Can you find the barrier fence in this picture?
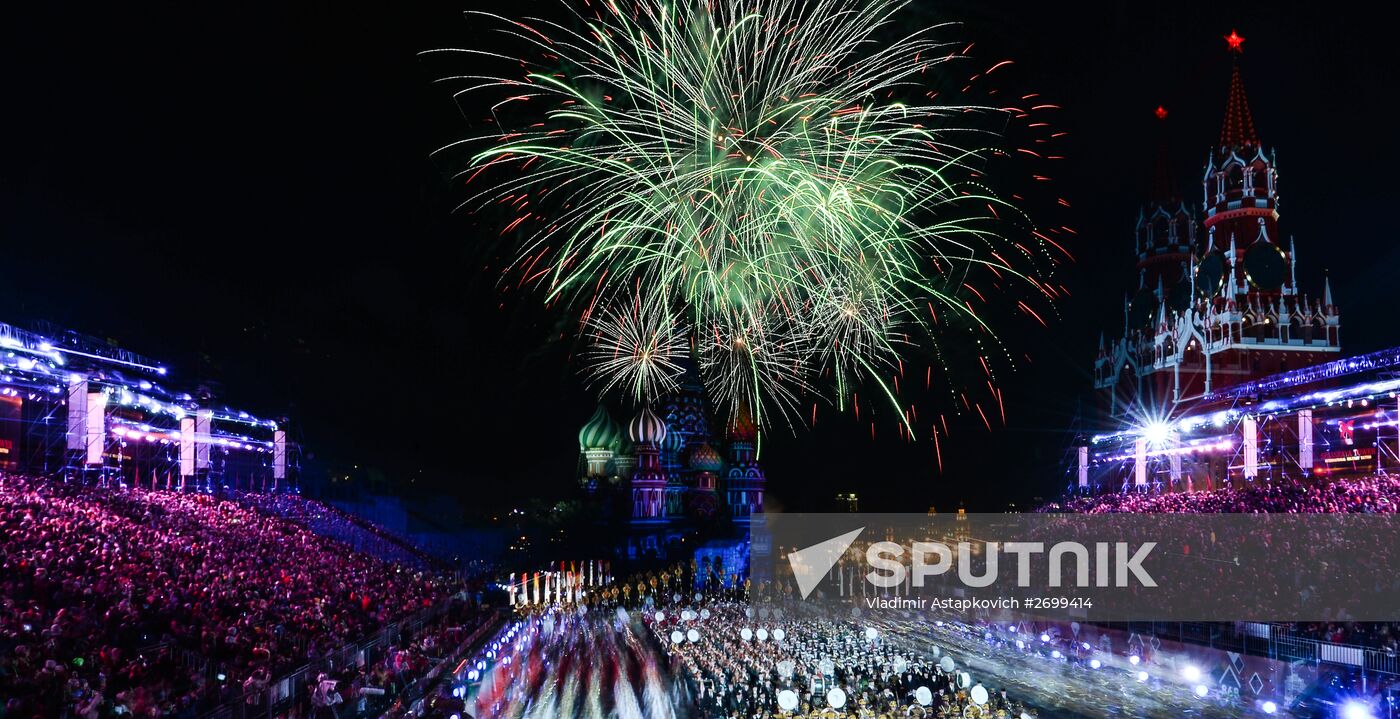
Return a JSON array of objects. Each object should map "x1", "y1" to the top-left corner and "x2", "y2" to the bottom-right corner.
[
  {"x1": 1261, "y1": 624, "x2": 1400, "y2": 677},
  {"x1": 1127, "y1": 621, "x2": 1400, "y2": 677},
  {"x1": 197, "y1": 598, "x2": 464, "y2": 719},
  {"x1": 388, "y1": 616, "x2": 503, "y2": 719}
]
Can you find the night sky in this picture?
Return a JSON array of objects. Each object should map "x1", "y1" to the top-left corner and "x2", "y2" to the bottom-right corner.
[{"x1": 3, "y1": 1, "x2": 1393, "y2": 512}]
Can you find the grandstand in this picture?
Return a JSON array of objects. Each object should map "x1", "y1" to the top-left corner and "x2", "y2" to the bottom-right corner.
[
  {"x1": 1031, "y1": 473, "x2": 1400, "y2": 716},
  {"x1": 0, "y1": 474, "x2": 496, "y2": 718},
  {"x1": 1076, "y1": 344, "x2": 1400, "y2": 494}
]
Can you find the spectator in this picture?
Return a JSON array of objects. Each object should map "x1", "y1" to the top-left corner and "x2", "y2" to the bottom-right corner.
[
  {"x1": 311, "y1": 673, "x2": 344, "y2": 718},
  {"x1": 0, "y1": 474, "x2": 473, "y2": 717}
]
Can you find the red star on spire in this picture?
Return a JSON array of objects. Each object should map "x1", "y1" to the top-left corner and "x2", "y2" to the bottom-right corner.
[
  {"x1": 1154, "y1": 105, "x2": 1168, "y2": 120},
  {"x1": 1225, "y1": 30, "x2": 1245, "y2": 54}
]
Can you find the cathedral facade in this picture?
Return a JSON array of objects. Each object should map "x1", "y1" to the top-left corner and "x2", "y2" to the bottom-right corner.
[{"x1": 575, "y1": 376, "x2": 765, "y2": 560}]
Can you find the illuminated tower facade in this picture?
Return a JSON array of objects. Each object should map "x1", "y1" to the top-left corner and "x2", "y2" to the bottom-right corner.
[
  {"x1": 577, "y1": 373, "x2": 766, "y2": 559},
  {"x1": 725, "y1": 403, "x2": 765, "y2": 520},
  {"x1": 627, "y1": 406, "x2": 668, "y2": 523},
  {"x1": 1094, "y1": 31, "x2": 1341, "y2": 423}
]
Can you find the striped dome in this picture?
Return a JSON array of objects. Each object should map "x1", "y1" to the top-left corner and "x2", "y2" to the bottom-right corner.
[
  {"x1": 662, "y1": 422, "x2": 685, "y2": 455},
  {"x1": 689, "y1": 443, "x2": 723, "y2": 472},
  {"x1": 628, "y1": 406, "x2": 668, "y2": 445},
  {"x1": 578, "y1": 405, "x2": 621, "y2": 452}
]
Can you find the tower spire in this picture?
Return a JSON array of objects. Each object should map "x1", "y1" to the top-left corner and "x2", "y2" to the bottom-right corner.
[{"x1": 1220, "y1": 31, "x2": 1259, "y2": 150}]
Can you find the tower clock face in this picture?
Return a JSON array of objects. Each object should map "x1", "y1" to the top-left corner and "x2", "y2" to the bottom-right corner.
[
  {"x1": 1129, "y1": 287, "x2": 1158, "y2": 328},
  {"x1": 1195, "y1": 252, "x2": 1226, "y2": 297},
  {"x1": 1168, "y1": 279, "x2": 1193, "y2": 312},
  {"x1": 1244, "y1": 242, "x2": 1286, "y2": 290}
]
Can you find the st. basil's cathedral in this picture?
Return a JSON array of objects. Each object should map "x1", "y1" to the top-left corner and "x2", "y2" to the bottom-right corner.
[{"x1": 574, "y1": 371, "x2": 765, "y2": 562}]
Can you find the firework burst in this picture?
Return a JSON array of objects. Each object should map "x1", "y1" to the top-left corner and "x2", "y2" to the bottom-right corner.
[
  {"x1": 582, "y1": 290, "x2": 689, "y2": 403},
  {"x1": 429, "y1": 0, "x2": 1068, "y2": 436},
  {"x1": 695, "y1": 303, "x2": 812, "y2": 429}
]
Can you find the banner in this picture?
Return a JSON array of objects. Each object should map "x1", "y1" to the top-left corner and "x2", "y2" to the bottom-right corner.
[
  {"x1": 66, "y1": 380, "x2": 87, "y2": 451},
  {"x1": 85, "y1": 390, "x2": 107, "y2": 465},
  {"x1": 195, "y1": 410, "x2": 212, "y2": 469},
  {"x1": 180, "y1": 416, "x2": 196, "y2": 478},
  {"x1": 1133, "y1": 439, "x2": 1146, "y2": 486},
  {"x1": 1243, "y1": 415, "x2": 1258, "y2": 479},
  {"x1": 273, "y1": 430, "x2": 287, "y2": 480},
  {"x1": 1298, "y1": 409, "x2": 1313, "y2": 470}
]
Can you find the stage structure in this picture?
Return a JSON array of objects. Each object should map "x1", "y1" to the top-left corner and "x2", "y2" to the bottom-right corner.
[
  {"x1": 1077, "y1": 346, "x2": 1400, "y2": 493},
  {"x1": 0, "y1": 319, "x2": 297, "y2": 491}
]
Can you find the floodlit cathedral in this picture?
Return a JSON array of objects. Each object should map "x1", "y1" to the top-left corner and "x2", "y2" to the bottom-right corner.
[
  {"x1": 575, "y1": 373, "x2": 765, "y2": 560},
  {"x1": 1094, "y1": 32, "x2": 1341, "y2": 422}
]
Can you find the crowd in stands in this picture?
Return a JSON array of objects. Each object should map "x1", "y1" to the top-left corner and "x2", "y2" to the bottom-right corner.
[
  {"x1": 236, "y1": 492, "x2": 438, "y2": 570},
  {"x1": 304, "y1": 596, "x2": 491, "y2": 719},
  {"x1": 1040, "y1": 475, "x2": 1400, "y2": 654},
  {"x1": 1294, "y1": 621, "x2": 1400, "y2": 655},
  {"x1": 0, "y1": 474, "x2": 488, "y2": 719},
  {"x1": 239, "y1": 493, "x2": 497, "y2": 579},
  {"x1": 1039, "y1": 475, "x2": 1400, "y2": 514}
]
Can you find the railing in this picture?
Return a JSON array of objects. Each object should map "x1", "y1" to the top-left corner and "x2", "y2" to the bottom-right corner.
[
  {"x1": 197, "y1": 599, "x2": 459, "y2": 719},
  {"x1": 390, "y1": 615, "x2": 503, "y2": 718},
  {"x1": 1270, "y1": 631, "x2": 1320, "y2": 663},
  {"x1": 1266, "y1": 624, "x2": 1400, "y2": 676},
  {"x1": 1125, "y1": 621, "x2": 1400, "y2": 678}
]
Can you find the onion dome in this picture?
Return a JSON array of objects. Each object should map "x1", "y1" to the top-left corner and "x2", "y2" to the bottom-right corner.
[
  {"x1": 628, "y1": 406, "x2": 668, "y2": 445},
  {"x1": 578, "y1": 405, "x2": 622, "y2": 452},
  {"x1": 689, "y1": 443, "x2": 723, "y2": 473},
  {"x1": 662, "y1": 422, "x2": 685, "y2": 456},
  {"x1": 728, "y1": 402, "x2": 757, "y2": 441}
]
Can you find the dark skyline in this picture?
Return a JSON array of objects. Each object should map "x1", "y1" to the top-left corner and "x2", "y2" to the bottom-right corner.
[{"x1": 3, "y1": 1, "x2": 1394, "y2": 511}]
